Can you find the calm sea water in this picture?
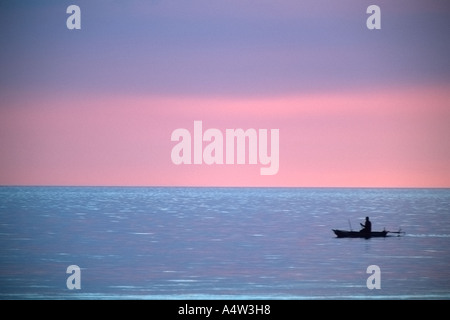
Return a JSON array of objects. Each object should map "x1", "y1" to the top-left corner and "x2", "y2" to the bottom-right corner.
[{"x1": 0, "y1": 187, "x2": 449, "y2": 300}]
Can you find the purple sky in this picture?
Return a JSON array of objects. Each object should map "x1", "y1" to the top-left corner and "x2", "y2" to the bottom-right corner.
[
  {"x1": 1, "y1": 1, "x2": 449, "y2": 187},
  {"x1": 2, "y1": 0, "x2": 449, "y2": 96}
]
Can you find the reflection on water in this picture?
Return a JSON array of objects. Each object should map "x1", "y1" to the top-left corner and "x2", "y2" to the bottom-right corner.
[{"x1": 0, "y1": 187, "x2": 449, "y2": 299}]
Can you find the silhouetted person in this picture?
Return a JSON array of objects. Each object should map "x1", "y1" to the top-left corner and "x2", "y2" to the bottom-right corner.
[{"x1": 360, "y1": 217, "x2": 372, "y2": 234}]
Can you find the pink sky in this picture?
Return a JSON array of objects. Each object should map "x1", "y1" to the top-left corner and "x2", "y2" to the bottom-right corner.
[
  {"x1": 1, "y1": 84, "x2": 449, "y2": 187},
  {"x1": 1, "y1": 1, "x2": 449, "y2": 187}
]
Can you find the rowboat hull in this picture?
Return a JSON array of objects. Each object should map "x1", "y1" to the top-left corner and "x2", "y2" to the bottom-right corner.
[{"x1": 332, "y1": 229, "x2": 388, "y2": 238}]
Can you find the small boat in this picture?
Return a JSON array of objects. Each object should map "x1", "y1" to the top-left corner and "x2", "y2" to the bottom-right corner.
[{"x1": 332, "y1": 229, "x2": 389, "y2": 238}]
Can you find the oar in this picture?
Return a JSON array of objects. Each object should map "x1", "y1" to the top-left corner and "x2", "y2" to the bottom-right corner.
[{"x1": 387, "y1": 228, "x2": 405, "y2": 236}]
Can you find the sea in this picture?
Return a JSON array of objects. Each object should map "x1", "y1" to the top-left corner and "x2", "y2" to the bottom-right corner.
[{"x1": 0, "y1": 186, "x2": 449, "y2": 300}]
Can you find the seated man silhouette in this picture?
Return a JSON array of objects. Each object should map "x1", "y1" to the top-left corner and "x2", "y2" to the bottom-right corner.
[{"x1": 360, "y1": 217, "x2": 372, "y2": 234}]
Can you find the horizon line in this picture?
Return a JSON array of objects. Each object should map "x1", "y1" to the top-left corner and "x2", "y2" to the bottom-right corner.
[{"x1": 1, "y1": 184, "x2": 449, "y2": 189}]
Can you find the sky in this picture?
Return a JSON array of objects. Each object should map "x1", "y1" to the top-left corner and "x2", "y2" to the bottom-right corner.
[{"x1": 0, "y1": 0, "x2": 449, "y2": 187}]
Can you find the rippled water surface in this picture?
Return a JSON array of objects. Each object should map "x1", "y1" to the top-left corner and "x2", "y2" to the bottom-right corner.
[{"x1": 0, "y1": 187, "x2": 449, "y2": 299}]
